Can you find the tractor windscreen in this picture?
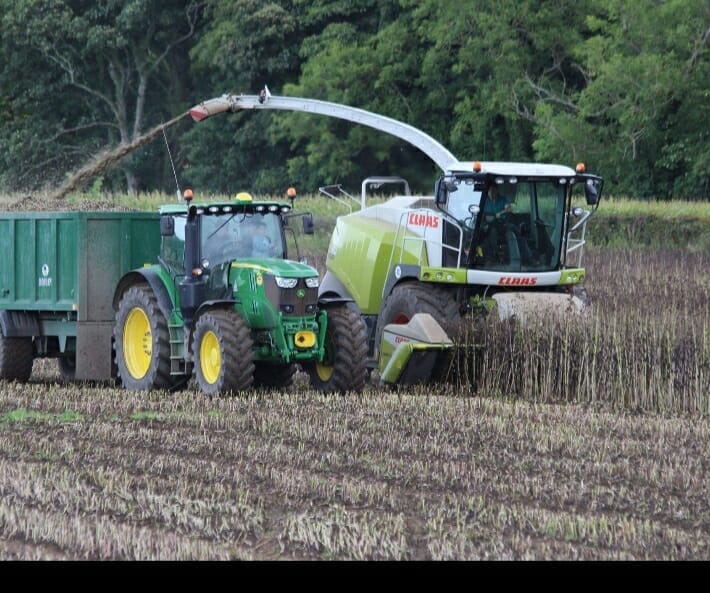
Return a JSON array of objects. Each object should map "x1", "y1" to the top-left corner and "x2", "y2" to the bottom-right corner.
[
  {"x1": 202, "y1": 212, "x2": 285, "y2": 264},
  {"x1": 471, "y1": 180, "x2": 566, "y2": 272}
]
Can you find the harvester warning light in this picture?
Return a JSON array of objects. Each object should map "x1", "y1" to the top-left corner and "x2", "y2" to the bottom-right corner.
[
  {"x1": 236, "y1": 192, "x2": 253, "y2": 202},
  {"x1": 183, "y1": 188, "x2": 194, "y2": 202},
  {"x1": 473, "y1": 161, "x2": 482, "y2": 172},
  {"x1": 576, "y1": 162, "x2": 586, "y2": 173}
]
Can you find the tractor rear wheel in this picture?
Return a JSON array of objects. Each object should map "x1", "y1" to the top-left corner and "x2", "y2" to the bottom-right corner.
[
  {"x1": 253, "y1": 362, "x2": 296, "y2": 389},
  {"x1": 192, "y1": 309, "x2": 254, "y2": 396},
  {"x1": 114, "y1": 283, "x2": 173, "y2": 391},
  {"x1": 0, "y1": 329, "x2": 33, "y2": 382},
  {"x1": 304, "y1": 305, "x2": 368, "y2": 393}
]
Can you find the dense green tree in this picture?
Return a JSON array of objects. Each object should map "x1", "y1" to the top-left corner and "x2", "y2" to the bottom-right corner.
[
  {"x1": 524, "y1": 0, "x2": 709, "y2": 199},
  {"x1": 0, "y1": 0, "x2": 201, "y2": 193}
]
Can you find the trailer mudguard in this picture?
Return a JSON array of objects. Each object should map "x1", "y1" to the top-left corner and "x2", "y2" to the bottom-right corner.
[
  {"x1": 113, "y1": 269, "x2": 175, "y2": 322},
  {"x1": 0, "y1": 310, "x2": 40, "y2": 337}
]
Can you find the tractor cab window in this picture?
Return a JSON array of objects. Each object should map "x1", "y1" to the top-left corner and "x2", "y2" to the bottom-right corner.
[
  {"x1": 473, "y1": 180, "x2": 566, "y2": 272},
  {"x1": 202, "y1": 212, "x2": 284, "y2": 264},
  {"x1": 161, "y1": 214, "x2": 186, "y2": 272}
]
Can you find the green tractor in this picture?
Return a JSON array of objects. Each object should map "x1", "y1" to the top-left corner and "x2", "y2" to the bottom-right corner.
[
  {"x1": 113, "y1": 190, "x2": 368, "y2": 395},
  {"x1": 189, "y1": 88, "x2": 604, "y2": 386}
]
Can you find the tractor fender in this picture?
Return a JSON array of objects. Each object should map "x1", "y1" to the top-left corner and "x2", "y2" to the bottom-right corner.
[
  {"x1": 113, "y1": 269, "x2": 175, "y2": 323},
  {"x1": 381, "y1": 265, "x2": 421, "y2": 305},
  {"x1": 0, "y1": 310, "x2": 40, "y2": 337},
  {"x1": 193, "y1": 299, "x2": 237, "y2": 323}
]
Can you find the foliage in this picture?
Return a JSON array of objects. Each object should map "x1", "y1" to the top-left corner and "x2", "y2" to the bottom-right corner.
[{"x1": 0, "y1": 0, "x2": 707, "y2": 199}]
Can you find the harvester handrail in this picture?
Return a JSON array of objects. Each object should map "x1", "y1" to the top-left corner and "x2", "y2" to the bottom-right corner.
[
  {"x1": 384, "y1": 209, "x2": 464, "y2": 296},
  {"x1": 565, "y1": 208, "x2": 591, "y2": 268}
]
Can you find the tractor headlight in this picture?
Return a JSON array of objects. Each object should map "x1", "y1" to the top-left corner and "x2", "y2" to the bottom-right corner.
[
  {"x1": 275, "y1": 277, "x2": 298, "y2": 289},
  {"x1": 305, "y1": 277, "x2": 319, "y2": 288}
]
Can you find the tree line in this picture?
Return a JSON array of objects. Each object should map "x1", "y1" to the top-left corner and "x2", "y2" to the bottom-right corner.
[{"x1": 0, "y1": 0, "x2": 707, "y2": 199}]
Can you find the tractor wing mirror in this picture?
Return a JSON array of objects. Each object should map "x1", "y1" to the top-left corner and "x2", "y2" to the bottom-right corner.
[
  {"x1": 302, "y1": 214, "x2": 314, "y2": 235},
  {"x1": 160, "y1": 216, "x2": 175, "y2": 237}
]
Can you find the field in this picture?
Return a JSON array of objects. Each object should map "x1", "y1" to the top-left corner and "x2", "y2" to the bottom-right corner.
[{"x1": 0, "y1": 193, "x2": 707, "y2": 560}]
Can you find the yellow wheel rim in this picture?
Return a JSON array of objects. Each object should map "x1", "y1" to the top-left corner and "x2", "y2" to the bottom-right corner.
[
  {"x1": 200, "y1": 330, "x2": 221, "y2": 385},
  {"x1": 315, "y1": 362, "x2": 334, "y2": 381},
  {"x1": 123, "y1": 307, "x2": 152, "y2": 379}
]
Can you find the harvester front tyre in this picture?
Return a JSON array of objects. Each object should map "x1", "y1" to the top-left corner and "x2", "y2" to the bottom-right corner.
[
  {"x1": 114, "y1": 283, "x2": 173, "y2": 391},
  {"x1": 253, "y1": 362, "x2": 296, "y2": 389},
  {"x1": 0, "y1": 329, "x2": 33, "y2": 382},
  {"x1": 377, "y1": 282, "x2": 463, "y2": 383},
  {"x1": 304, "y1": 305, "x2": 368, "y2": 394},
  {"x1": 377, "y1": 282, "x2": 462, "y2": 345},
  {"x1": 192, "y1": 309, "x2": 254, "y2": 396}
]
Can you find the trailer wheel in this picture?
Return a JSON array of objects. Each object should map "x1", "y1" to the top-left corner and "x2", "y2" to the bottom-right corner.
[
  {"x1": 253, "y1": 362, "x2": 296, "y2": 389},
  {"x1": 114, "y1": 283, "x2": 173, "y2": 391},
  {"x1": 0, "y1": 329, "x2": 33, "y2": 382},
  {"x1": 193, "y1": 309, "x2": 254, "y2": 396},
  {"x1": 58, "y1": 355, "x2": 76, "y2": 381},
  {"x1": 304, "y1": 305, "x2": 368, "y2": 393}
]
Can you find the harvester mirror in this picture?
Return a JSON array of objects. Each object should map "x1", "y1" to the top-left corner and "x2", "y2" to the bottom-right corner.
[
  {"x1": 584, "y1": 179, "x2": 599, "y2": 205},
  {"x1": 435, "y1": 177, "x2": 458, "y2": 205},
  {"x1": 468, "y1": 204, "x2": 480, "y2": 216},
  {"x1": 302, "y1": 214, "x2": 314, "y2": 235},
  {"x1": 160, "y1": 216, "x2": 175, "y2": 237}
]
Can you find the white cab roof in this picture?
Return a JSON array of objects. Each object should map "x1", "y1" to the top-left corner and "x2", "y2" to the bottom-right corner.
[{"x1": 446, "y1": 161, "x2": 577, "y2": 177}]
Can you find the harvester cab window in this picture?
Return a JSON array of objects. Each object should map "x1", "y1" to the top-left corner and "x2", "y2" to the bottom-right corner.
[
  {"x1": 443, "y1": 177, "x2": 482, "y2": 225},
  {"x1": 474, "y1": 180, "x2": 565, "y2": 272}
]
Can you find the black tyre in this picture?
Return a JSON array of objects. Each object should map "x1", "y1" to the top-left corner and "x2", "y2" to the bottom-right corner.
[
  {"x1": 57, "y1": 355, "x2": 76, "y2": 381},
  {"x1": 304, "y1": 305, "x2": 368, "y2": 393},
  {"x1": 253, "y1": 362, "x2": 296, "y2": 389},
  {"x1": 0, "y1": 329, "x2": 33, "y2": 382},
  {"x1": 114, "y1": 283, "x2": 173, "y2": 391},
  {"x1": 376, "y1": 282, "x2": 462, "y2": 348},
  {"x1": 377, "y1": 282, "x2": 463, "y2": 383},
  {"x1": 192, "y1": 308, "x2": 254, "y2": 396}
]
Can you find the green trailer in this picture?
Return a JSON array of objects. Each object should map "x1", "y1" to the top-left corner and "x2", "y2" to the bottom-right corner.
[{"x1": 0, "y1": 211, "x2": 160, "y2": 381}]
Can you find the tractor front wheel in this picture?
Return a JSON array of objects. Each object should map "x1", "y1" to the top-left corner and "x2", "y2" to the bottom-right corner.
[
  {"x1": 114, "y1": 283, "x2": 173, "y2": 391},
  {"x1": 304, "y1": 305, "x2": 368, "y2": 393},
  {"x1": 192, "y1": 309, "x2": 254, "y2": 396}
]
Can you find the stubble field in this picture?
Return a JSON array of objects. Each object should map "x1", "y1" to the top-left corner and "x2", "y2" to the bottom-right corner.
[{"x1": 0, "y1": 246, "x2": 707, "y2": 560}]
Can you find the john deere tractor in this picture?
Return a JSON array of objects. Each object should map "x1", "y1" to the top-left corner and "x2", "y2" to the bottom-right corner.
[
  {"x1": 113, "y1": 190, "x2": 368, "y2": 395},
  {"x1": 189, "y1": 88, "x2": 603, "y2": 385}
]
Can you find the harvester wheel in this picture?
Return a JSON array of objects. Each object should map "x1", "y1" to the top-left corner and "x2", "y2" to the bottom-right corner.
[
  {"x1": 304, "y1": 305, "x2": 368, "y2": 393},
  {"x1": 253, "y1": 362, "x2": 296, "y2": 389},
  {"x1": 114, "y1": 283, "x2": 173, "y2": 391},
  {"x1": 377, "y1": 282, "x2": 463, "y2": 382},
  {"x1": 0, "y1": 329, "x2": 33, "y2": 382},
  {"x1": 377, "y1": 282, "x2": 462, "y2": 345},
  {"x1": 58, "y1": 355, "x2": 76, "y2": 381},
  {"x1": 193, "y1": 308, "x2": 254, "y2": 396}
]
